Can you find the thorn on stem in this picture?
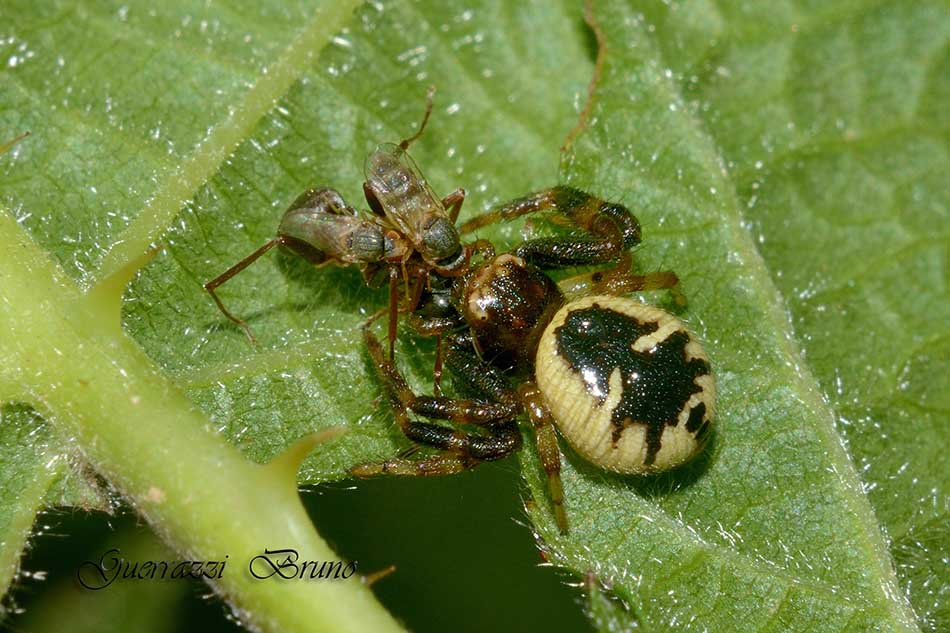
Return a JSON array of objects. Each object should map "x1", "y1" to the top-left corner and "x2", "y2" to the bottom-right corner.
[{"x1": 362, "y1": 564, "x2": 396, "y2": 588}]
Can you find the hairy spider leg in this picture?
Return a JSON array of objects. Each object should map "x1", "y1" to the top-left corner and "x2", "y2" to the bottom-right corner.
[
  {"x1": 362, "y1": 324, "x2": 521, "y2": 427},
  {"x1": 409, "y1": 311, "x2": 463, "y2": 397},
  {"x1": 519, "y1": 383, "x2": 569, "y2": 534},
  {"x1": 458, "y1": 185, "x2": 641, "y2": 268},
  {"x1": 557, "y1": 252, "x2": 683, "y2": 304},
  {"x1": 460, "y1": 185, "x2": 681, "y2": 303},
  {"x1": 350, "y1": 325, "x2": 522, "y2": 477}
]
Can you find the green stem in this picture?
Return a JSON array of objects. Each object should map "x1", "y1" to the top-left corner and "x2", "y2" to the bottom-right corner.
[{"x1": 0, "y1": 211, "x2": 404, "y2": 633}]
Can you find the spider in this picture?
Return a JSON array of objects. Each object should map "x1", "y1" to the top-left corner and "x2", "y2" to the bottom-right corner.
[{"x1": 350, "y1": 186, "x2": 716, "y2": 533}]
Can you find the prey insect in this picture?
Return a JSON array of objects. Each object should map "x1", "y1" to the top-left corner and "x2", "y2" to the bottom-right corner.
[{"x1": 204, "y1": 87, "x2": 471, "y2": 359}]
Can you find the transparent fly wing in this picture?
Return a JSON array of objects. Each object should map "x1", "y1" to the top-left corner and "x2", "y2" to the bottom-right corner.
[{"x1": 363, "y1": 142, "x2": 447, "y2": 241}]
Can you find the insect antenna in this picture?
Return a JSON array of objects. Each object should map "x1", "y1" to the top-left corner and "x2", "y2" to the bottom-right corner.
[
  {"x1": 0, "y1": 131, "x2": 30, "y2": 155},
  {"x1": 398, "y1": 85, "x2": 436, "y2": 151}
]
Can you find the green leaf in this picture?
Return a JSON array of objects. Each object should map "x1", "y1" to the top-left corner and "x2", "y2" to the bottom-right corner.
[
  {"x1": 0, "y1": 405, "x2": 57, "y2": 606},
  {"x1": 0, "y1": 0, "x2": 946, "y2": 631}
]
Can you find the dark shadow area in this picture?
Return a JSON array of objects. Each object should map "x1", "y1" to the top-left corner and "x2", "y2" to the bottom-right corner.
[
  {"x1": 304, "y1": 460, "x2": 593, "y2": 633},
  {"x1": 4, "y1": 510, "x2": 243, "y2": 633},
  {"x1": 4, "y1": 465, "x2": 594, "y2": 633}
]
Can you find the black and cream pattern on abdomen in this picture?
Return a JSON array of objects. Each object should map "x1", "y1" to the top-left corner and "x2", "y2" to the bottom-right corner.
[{"x1": 554, "y1": 305, "x2": 711, "y2": 465}]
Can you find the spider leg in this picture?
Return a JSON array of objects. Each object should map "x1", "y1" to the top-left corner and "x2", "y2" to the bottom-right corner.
[
  {"x1": 557, "y1": 252, "x2": 683, "y2": 304},
  {"x1": 433, "y1": 333, "x2": 443, "y2": 397},
  {"x1": 459, "y1": 186, "x2": 681, "y2": 304},
  {"x1": 362, "y1": 322, "x2": 519, "y2": 425},
  {"x1": 351, "y1": 451, "x2": 478, "y2": 476},
  {"x1": 441, "y1": 188, "x2": 466, "y2": 223},
  {"x1": 349, "y1": 422, "x2": 520, "y2": 476},
  {"x1": 407, "y1": 304, "x2": 462, "y2": 397},
  {"x1": 350, "y1": 322, "x2": 522, "y2": 477},
  {"x1": 519, "y1": 383, "x2": 568, "y2": 534},
  {"x1": 441, "y1": 331, "x2": 516, "y2": 401},
  {"x1": 396, "y1": 443, "x2": 422, "y2": 459},
  {"x1": 458, "y1": 185, "x2": 641, "y2": 269}
]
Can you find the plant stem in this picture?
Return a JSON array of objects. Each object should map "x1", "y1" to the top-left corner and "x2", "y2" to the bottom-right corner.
[{"x1": 0, "y1": 211, "x2": 404, "y2": 633}]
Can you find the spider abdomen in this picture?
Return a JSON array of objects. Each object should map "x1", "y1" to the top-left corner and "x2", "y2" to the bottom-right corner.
[{"x1": 535, "y1": 295, "x2": 715, "y2": 473}]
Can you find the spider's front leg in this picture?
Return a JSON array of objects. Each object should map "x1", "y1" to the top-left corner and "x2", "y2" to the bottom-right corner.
[
  {"x1": 407, "y1": 285, "x2": 466, "y2": 397},
  {"x1": 460, "y1": 186, "x2": 681, "y2": 303},
  {"x1": 350, "y1": 323, "x2": 522, "y2": 477},
  {"x1": 459, "y1": 185, "x2": 641, "y2": 267}
]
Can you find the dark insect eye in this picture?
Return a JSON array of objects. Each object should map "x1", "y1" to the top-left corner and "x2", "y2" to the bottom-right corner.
[
  {"x1": 348, "y1": 226, "x2": 385, "y2": 262},
  {"x1": 423, "y1": 216, "x2": 460, "y2": 260}
]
